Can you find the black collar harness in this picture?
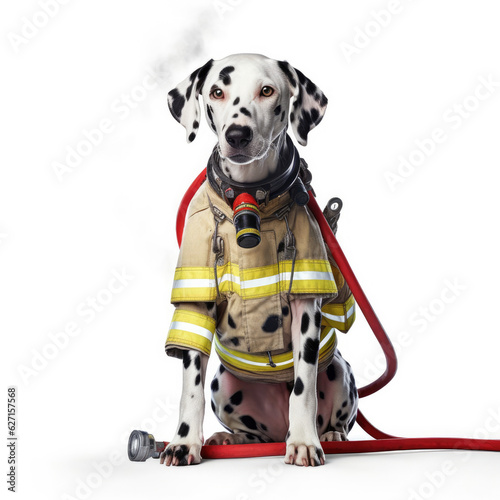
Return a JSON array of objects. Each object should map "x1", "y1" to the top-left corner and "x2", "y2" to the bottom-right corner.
[{"x1": 207, "y1": 134, "x2": 311, "y2": 207}]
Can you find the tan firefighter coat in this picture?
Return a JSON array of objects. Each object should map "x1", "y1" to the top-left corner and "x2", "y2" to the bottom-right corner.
[{"x1": 165, "y1": 180, "x2": 355, "y2": 383}]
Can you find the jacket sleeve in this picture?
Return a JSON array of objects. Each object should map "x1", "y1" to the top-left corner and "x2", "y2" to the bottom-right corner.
[
  {"x1": 165, "y1": 302, "x2": 216, "y2": 359},
  {"x1": 321, "y1": 252, "x2": 356, "y2": 333}
]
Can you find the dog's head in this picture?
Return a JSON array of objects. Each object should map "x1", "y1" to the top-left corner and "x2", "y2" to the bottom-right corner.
[{"x1": 167, "y1": 54, "x2": 328, "y2": 165}]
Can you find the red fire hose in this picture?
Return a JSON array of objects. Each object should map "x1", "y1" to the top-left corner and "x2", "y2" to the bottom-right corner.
[{"x1": 172, "y1": 168, "x2": 500, "y2": 457}]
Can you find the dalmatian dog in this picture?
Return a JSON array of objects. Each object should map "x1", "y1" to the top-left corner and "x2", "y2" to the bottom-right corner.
[{"x1": 160, "y1": 54, "x2": 358, "y2": 467}]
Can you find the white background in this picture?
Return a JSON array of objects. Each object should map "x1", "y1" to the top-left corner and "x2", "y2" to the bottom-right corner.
[{"x1": 2, "y1": 0, "x2": 500, "y2": 499}]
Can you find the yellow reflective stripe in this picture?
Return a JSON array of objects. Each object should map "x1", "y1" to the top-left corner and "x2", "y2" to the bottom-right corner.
[
  {"x1": 171, "y1": 259, "x2": 337, "y2": 302},
  {"x1": 166, "y1": 309, "x2": 215, "y2": 356},
  {"x1": 322, "y1": 295, "x2": 356, "y2": 331},
  {"x1": 171, "y1": 267, "x2": 216, "y2": 301},
  {"x1": 282, "y1": 260, "x2": 337, "y2": 296},
  {"x1": 214, "y1": 327, "x2": 337, "y2": 373}
]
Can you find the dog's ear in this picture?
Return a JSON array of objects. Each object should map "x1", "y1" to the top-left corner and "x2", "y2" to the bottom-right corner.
[
  {"x1": 167, "y1": 59, "x2": 214, "y2": 143},
  {"x1": 277, "y1": 60, "x2": 328, "y2": 146}
]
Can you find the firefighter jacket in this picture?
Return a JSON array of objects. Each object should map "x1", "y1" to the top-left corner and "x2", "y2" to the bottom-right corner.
[{"x1": 165, "y1": 181, "x2": 356, "y2": 383}]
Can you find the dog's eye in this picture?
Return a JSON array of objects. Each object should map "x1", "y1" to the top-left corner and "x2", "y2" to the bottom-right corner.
[
  {"x1": 211, "y1": 89, "x2": 224, "y2": 99},
  {"x1": 260, "y1": 86, "x2": 274, "y2": 97}
]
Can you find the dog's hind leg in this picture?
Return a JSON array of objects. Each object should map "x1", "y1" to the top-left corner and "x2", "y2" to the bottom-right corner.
[
  {"x1": 206, "y1": 364, "x2": 291, "y2": 445},
  {"x1": 316, "y1": 349, "x2": 358, "y2": 441}
]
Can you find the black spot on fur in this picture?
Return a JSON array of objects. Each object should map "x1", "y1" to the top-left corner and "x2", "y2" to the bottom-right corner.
[
  {"x1": 282, "y1": 305, "x2": 289, "y2": 316},
  {"x1": 230, "y1": 337, "x2": 240, "y2": 346},
  {"x1": 348, "y1": 417, "x2": 356, "y2": 432},
  {"x1": 303, "y1": 338, "x2": 319, "y2": 364},
  {"x1": 326, "y1": 364, "x2": 336, "y2": 381},
  {"x1": 168, "y1": 88, "x2": 185, "y2": 120},
  {"x1": 194, "y1": 374, "x2": 201, "y2": 385},
  {"x1": 211, "y1": 400, "x2": 216, "y2": 413},
  {"x1": 178, "y1": 422, "x2": 190, "y2": 437},
  {"x1": 219, "y1": 65, "x2": 235, "y2": 85},
  {"x1": 245, "y1": 433, "x2": 256, "y2": 440},
  {"x1": 194, "y1": 355, "x2": 201, "y2": 370},
  {"x1": 285, "y1": 430, "x2": 290, "y2": 441},
  {"x1": 182, "y1": 351, "x2": 191, "y2": 370},
  {"x1": 277, "y1": 60, "x2": 297, "y2": 88},
  {"x1": 206, "y1": 104, "x2": 216, "y2": 131},
  {"x1": 219, "y1": 365, "x2": 226, "y2": 374},
  {"x1": 336, "y1": 409, "x2": 342, "y2": 418},
  {"x1": 188, "y1": 132, "x2": 196, "y2": 142},
  {"x1": 311, "y1": 108, "x2": 320, "y2": 123},
  {"x1": 317, "y1": 414, "x2": 324, "y2": 427},
  {"x1": 319, "y1": 391, "x2": 325, "y2": 400},
  {"x1": 260, "y1": 423, "x2": 268, "y2": 432},
  {"x1": 195, "y1": 59, "x2": 214, "y2": 94},
  {"x1": 290, "y1": 112, "x2": 295, "y2": 122},
  {"x1": 342, "y1": 400, "x2": 348, "y2": 408},
  {"x1": 274, "y1": 105, "x2": 281, "y2": 116},
  {"x1": 211, "y1": 378, "x2": 219, "y2": 392},
  {"x1": 230, "y1": 390, "x2": 243, "y2": 406},
  {"x1": 314, "y1": 311, "x2": 322, "y2": 328},
  {"x1": 233, "y1": 97, "x2": 240, "y2": 105},
  {"x1": 240, "y1": 415, "x2": 258, "y2": 430},
  {"x1": 339, "y1": 413, "x2": 348, "y2": 422},
  {"x1": 193, "y1": 120, "x2": 199, "y2": 129},
  {"x1": 297, "y1": 110, "x2": 314, "y2": 141},
  {"x1": 224, "y1": 404, "x2": 234, "y2": 414},
  {"x1": 294, "y1": 377, "x2": 304, "y2": 395},
  {"x1": 303, "y1": 76, "x2": 317, "y2": 96},
  {"x1": 228, "y1": 314, "x2": 236, "y2": 329},
  {"x1": 240, "y1": 107, "x2": 251, "y2": 117},
  {"x1": 301, "y1": 313, "x2": 310, "y2": 334},
  {"x1": 262, "y1": 315, "x2": 280, "y2": 333},
  {"x1": 232, "y1": 113, "x2": 238, "y2": 118},
  {"x1": 281, "y1": 110, "x2": 285, "y2": 122}
]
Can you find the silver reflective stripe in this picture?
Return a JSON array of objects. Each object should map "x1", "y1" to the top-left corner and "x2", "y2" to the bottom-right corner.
[
  {"x1": 214, "y1": 328, "x2": 336, "y2": 369},
  {"x1": 215, "y1": 339, "x2": 293, "y2": 367},
  {"x1": 170, "y1": 321, "x2": 214, "y2": 342},
  {"x1": 323, "y1": 303, "x2": 355, "y2": 323},
  {"x1": 172, "y1": 279, "x2": 215, "y2": 289},
  {"x1": 319, "y1": 328, "x2": 335, "y2": 349}
]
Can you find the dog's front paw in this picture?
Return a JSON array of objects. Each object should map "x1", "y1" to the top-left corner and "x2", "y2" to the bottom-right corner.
[
  {"x1": 284, "y1": 433, "x2": 325, "y2": 467},
  {"x1": 159, "y1": 440, "x2": 202, "y2": 466}
]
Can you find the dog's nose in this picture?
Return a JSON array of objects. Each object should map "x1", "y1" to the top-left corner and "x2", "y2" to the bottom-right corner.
[{"x1": 225, "y1": 125, "x2": 253, "y2": 149}]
